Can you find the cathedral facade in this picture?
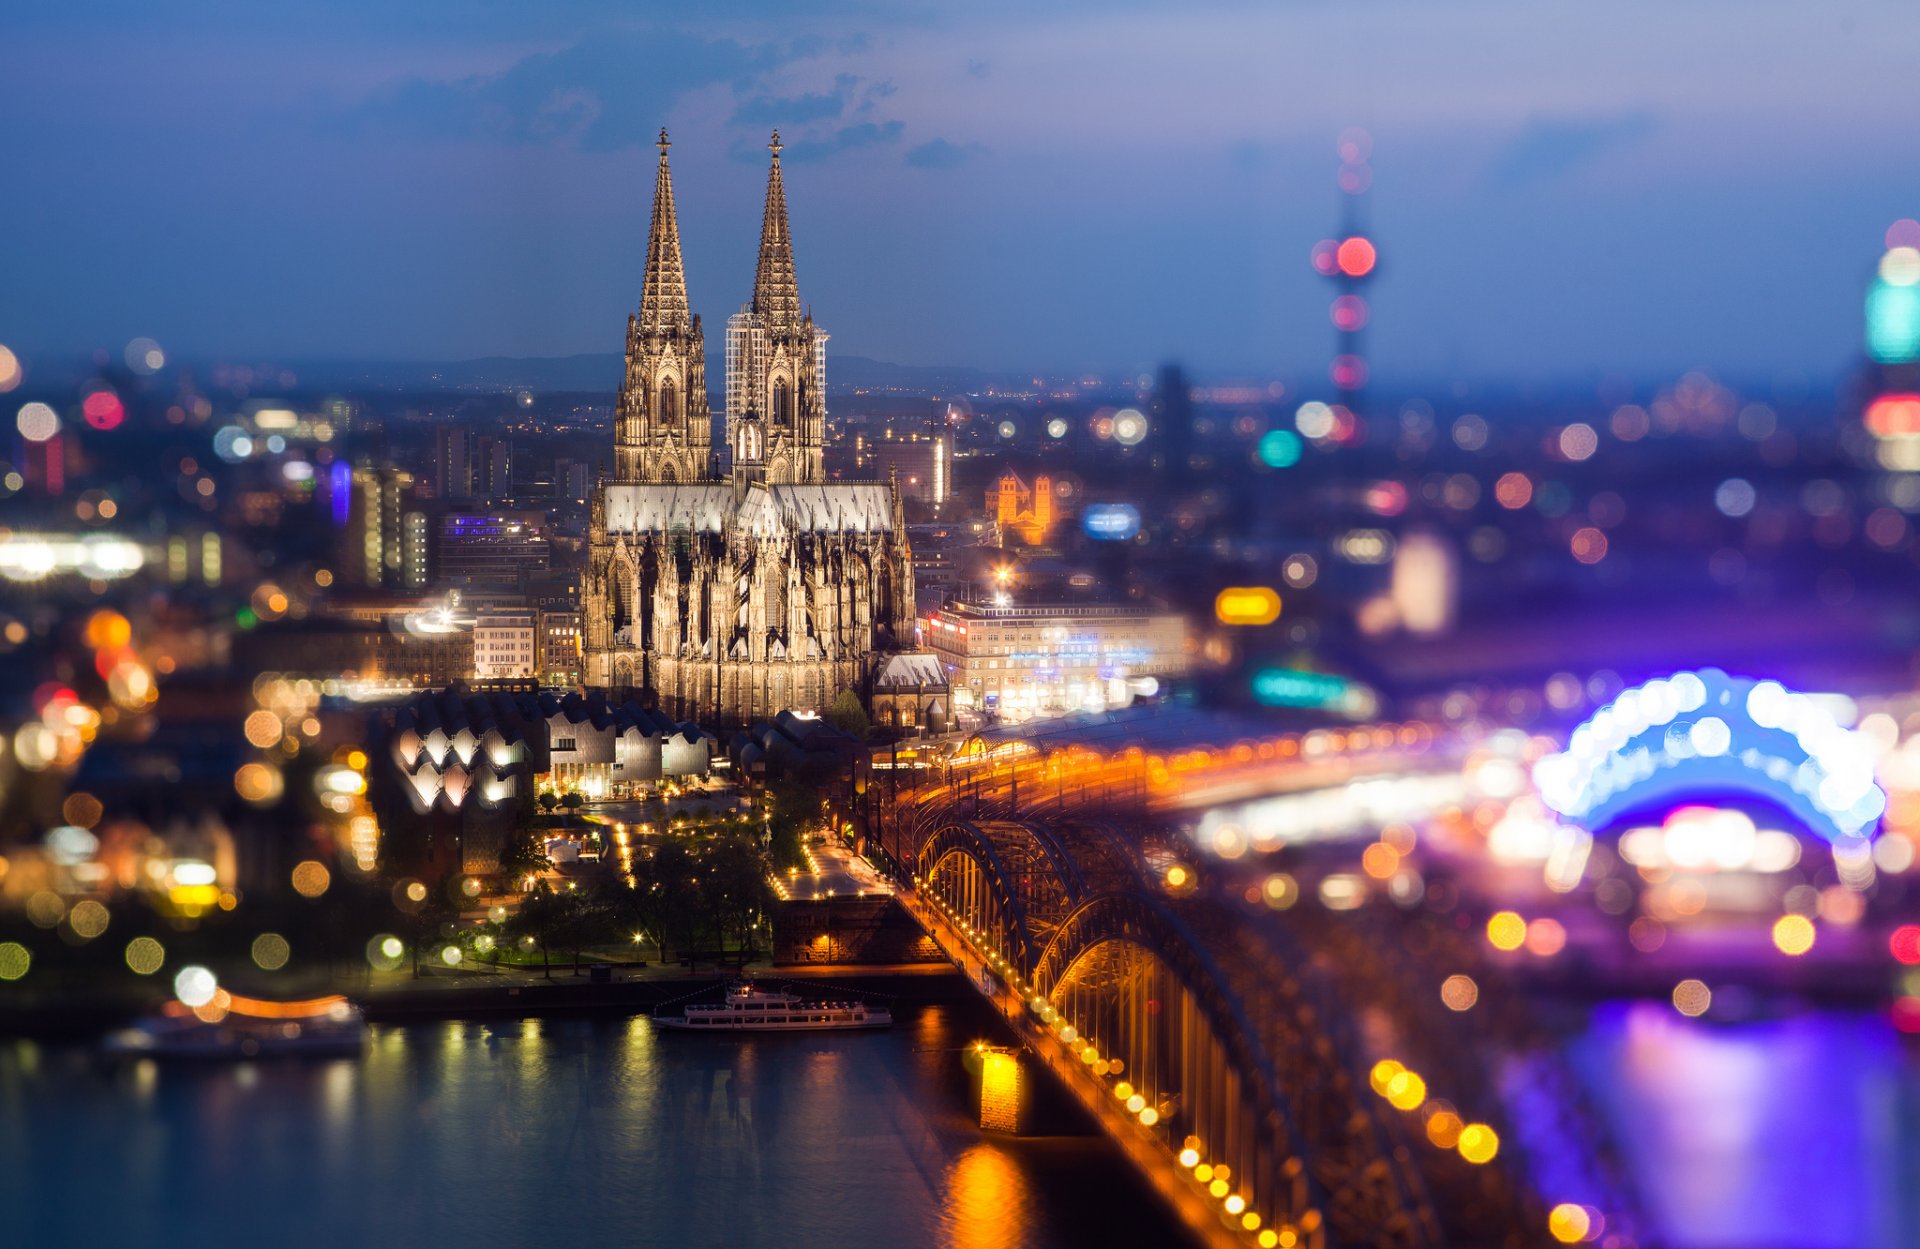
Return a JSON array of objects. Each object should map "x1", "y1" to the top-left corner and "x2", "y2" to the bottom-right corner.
[{"x1": 581, "y1": 131, "x2": 918, "y2": 725}]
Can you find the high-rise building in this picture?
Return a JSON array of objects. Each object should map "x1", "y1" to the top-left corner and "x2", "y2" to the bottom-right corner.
[
  {"x1": 580, "y1": 130, "x2": 920, "y2": 724},
  {"x1": 341, "y1": 465, "x2": 417, "y2": 589},
  {"x1": 435, "y1": 426, "x2": 474, "y2": 499}
]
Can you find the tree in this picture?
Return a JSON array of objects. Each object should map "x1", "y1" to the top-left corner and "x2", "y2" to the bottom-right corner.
[
  {"x1": 506, "y1": 884, "x2": 576, "y2": 979},
  {"x1": 497, "y1": 829, "x2": 553, "y2": 882},
  {"x1": 561, "y1": 792, "x2": 585, "y2": 813},
  {"x1": 825, "y1": 689, "x2": 870, "y2": 740},
  {"x1": 400, "y1": 883, "x2": 459, "y2": 980},
  {"x1": 702, "y1": 833, "x2": 773, "y2": 962},
  {"x1": 538, "y1": 791, "x2": 560, "y2": 814}
]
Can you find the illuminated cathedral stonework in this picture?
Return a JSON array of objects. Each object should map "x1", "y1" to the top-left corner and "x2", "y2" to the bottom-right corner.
[{"x1": 582, "y1": 131, "x2": 918, "y2": 724}]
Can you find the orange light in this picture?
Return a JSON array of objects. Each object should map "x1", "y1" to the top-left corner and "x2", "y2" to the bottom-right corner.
[
  {"x1": 1215, "y1": 586, "x2": 1282, "y2": 626},
  {"x1": 1866, "y1": 393, "x2": 1920, "y2": 437},
  {"x1": 1336, "y1": 236, "x2": 1376, "y2": 278}
]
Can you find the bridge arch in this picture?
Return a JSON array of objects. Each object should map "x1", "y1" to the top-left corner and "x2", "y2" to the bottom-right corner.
[
  {"x1": 1533, "y1": 668, "x2": 1886, "y2": 843},
  {"x1": 1032, "y1": 892, "x2": 1436, "y2": 1249},
  {"x1": 915, "y1": 821, "x2": 1080, "y2": 976}
]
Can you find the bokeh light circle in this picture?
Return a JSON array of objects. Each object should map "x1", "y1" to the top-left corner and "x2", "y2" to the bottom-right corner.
[
  {"x1": 125, "y1": 936, "x2": 166, "y2": 975},
  {"x1": 251, "y1": 932, "x2": 291, "y2": 970},
  {"x1": 291, "y1": 860, "x2": 332, "y2": 898},
  {"x1": 16, "y1": 402, "x2": 59, "y2": 443},
  {"x1": 0, "y1": 942, "x2": 30, "y2": 981},
  {"x1": 173, "y1": 964, "x2": 218, "y2": 1007}
]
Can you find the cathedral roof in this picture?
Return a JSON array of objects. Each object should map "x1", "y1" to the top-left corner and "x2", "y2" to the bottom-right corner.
[
  {"x1": 875, "y1": 653, "x2": 948, "y2": 689},
  {"x1": 639, "y1": 129, "x2": 691, "y2": 333},
  {"x1": 603, "y1": 482, "x2": 897, "y2": 536}
]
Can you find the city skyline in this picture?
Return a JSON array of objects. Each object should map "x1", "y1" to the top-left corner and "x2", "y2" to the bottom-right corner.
[{"x1": 4, "y1": 2, "x2": 1917, "y2": 383}]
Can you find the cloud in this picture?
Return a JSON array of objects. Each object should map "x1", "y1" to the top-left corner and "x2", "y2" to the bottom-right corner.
[
  {"x1": 734, "y1": 73, "x2": 861, "y2": 126},
  {"x1": 341, "y1": 29, "x2": 785, "y2": 151},
  {"x1": 905, "y1": 137, "x2": 986, "y2": 169},
  {"x1": 1490, "y1": 113, "x2": 1658, "y2": 184},
  {"x1": 742, "y1": 120, "x2": 904, "y2": 163}
]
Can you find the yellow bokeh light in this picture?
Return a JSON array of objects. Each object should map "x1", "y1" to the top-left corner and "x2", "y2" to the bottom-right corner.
[
  {"x1": 1361, "y1": 842, "x2": 1400, "y2": 880},
  {"x1": 1369, "y1": 1058, "x2": 1404, "y2": 1095},
  {"x1": 234, "y1": 762, "x2": 283, "y2": 804},
  {"x1": 1772, "y1": 914, "x2": 1815, "y2": 956},
  {"x1": 1214, "y1": 586, "x2": 1282, "y2": 626},
  {"x1": 291, "y1": 860, "x2": 331, "y2": 898},
  {"x1": 251, "y1": 932, "x2": 291, "y2": 970},
  {"x1": 1425, "y1": 1109, "x2": 1463, "y2": 1149},
  {"x1": 243, "y1": 709, "x2": 284, "y2": 749},
  {"x1": 1672, "y1": 978, "x2": 1712, "y2": 1017},
  {"x1": 1165, "y1": 865, "x2": 1188, "y2": 888},
  {"x1": 1486, "y1": 911, "x2": 1527, "y2": 951},
  {"x1": 68, "y1": 899, "x2": 110, "y2": 939},
  {"x1": 1386, "y1": 1070, "x2": 1427, "y2": 1111},
  {"x1": 125, "y1": 936, "x2": 165, "y2": 975},
  {"x1": 1548, "y1": 1203, "x2": 1592, "y2": 1244},
  {"x1": 0, "y1": 942, "x2": 30, "y2": 981},
  {"x1": 1456, "y1": 1123, "x2": 1500, "y2": 1164}
]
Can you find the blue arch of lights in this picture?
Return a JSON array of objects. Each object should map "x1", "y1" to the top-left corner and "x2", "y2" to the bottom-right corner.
[{"x1": 1533, "y1": 668, "x2": 1886, "y2": 844}]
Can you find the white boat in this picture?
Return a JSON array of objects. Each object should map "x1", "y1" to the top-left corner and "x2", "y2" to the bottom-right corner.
[
  {"x1": 655, "y1": 982, "x2": 892, "y2": 1031},
  {"x1": 104, "y1": 994, "x2": 367, "y2": 1059}
]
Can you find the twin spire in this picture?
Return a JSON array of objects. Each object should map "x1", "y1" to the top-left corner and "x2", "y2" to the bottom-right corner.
[
  {"x1": 639, "y1": 128, "x2": 689, "y2": 333},
  {"x1": 638, "y1": 128, "x2": 802, "y2": 332}
]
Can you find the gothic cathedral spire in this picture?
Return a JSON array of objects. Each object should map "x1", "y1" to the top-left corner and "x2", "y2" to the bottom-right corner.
[
  {"x1": 615, "y1": 127, "x2": 709, "y2": 484},
  {"x1": 640, "y1": 128, "x2": 690, "y2": 333},
  {"x1": 752, "y1": 130, "x2": 802, "y2": 327}
]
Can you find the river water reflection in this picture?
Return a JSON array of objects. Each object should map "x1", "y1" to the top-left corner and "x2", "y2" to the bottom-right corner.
[
  {"x1": 7, "y1": 998, "x2": 1919, "y2": 1247},
  {"x1": 0, "y1": 1002, "x2": 1182, "y2": 1249}
]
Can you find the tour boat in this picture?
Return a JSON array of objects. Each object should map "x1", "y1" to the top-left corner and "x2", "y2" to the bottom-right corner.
[
  {"x1": 103, "y1": 994, "x2": 367, "y2": 1059},
  {"x1": 655, "y1": 982, "x2": 892, "y2": 1031}
]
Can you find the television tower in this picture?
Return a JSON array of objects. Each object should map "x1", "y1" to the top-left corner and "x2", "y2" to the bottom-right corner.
[{"x1": 1310, "y1": 129, "x2": 1377, "y2": 420}]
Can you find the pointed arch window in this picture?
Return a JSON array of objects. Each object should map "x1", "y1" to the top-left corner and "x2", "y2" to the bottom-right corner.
[
  {"x1": 659, "y1": 379, "x2": 678, "y2": 428},
  {"x1": 773, "y1": 379, "x2": 791, "y2": 425}
]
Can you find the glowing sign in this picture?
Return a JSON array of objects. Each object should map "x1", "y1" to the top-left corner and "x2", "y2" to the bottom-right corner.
[
  {"x1": 1082, "y1": 503, "x2": 1140, "y2": 541},
  {"x1": 1252, "y1": 668, "x2": 1358, "y2": 710},
  {"x1": 1215, "y1": 586, "x2": 1281, "y2": 626},
  {"x1": 1532, "y1": 668, "x2": 1885, "y2": 843},
  {"x1": 1869, "y1": 246, "x2": 1920, "y2": 364}
]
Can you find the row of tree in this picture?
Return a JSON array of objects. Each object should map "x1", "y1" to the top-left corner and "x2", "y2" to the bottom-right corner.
[{"x1": 498, "y1": 829, "x2": 775, "y2": 976}]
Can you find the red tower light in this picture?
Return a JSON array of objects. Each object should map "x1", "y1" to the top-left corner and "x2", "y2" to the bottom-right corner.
[
  {"x1": 1310, "y1": 239, "x2": 1340, "y2": 276},
  {"x1": 1331, "y1": 294, "x2": 1369, "y2": 332},
  {"x1": 1336, "y1": 236, "x2": 1376, "y2": 278},
  {"x1": 1331, "y1": 354, "x2": 1368, "y2": 390}
]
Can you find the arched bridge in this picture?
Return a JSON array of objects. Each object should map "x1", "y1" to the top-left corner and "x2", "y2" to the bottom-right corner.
[{"x1": 903, "y1": 812, "x2": 1458, "y2": 1249}]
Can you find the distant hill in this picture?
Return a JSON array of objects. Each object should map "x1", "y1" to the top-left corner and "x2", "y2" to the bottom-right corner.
[{"x1": 284, "y1": 352, "x2": 1030, "y2": 397}]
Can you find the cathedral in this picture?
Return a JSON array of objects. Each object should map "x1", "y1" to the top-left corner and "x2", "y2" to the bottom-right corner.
[{"x1": 581, "y1": 131, "x2": 921, "y2": 726}]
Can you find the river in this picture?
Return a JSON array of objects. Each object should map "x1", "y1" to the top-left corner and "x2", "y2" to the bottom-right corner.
[
  {"x1": 5, "y1": 999, "x2": 1918, "y2": 1247},
  {"x1": 0, "y1": 1001, "x2": 1182, "y2": 1249}
]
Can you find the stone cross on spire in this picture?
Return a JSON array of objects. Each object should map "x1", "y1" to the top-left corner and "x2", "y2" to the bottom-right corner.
[
  {"x1": 639, "y1": 127, "x2": 690, "y2": 333},
  {"x1": 752, "y1": 130, "x2": 802, "y2": 326}
]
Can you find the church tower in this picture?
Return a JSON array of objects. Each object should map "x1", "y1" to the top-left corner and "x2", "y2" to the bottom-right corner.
[
  {"x1": 725, "y1": 132, "x2": 828, "y2": 486},
  {"x1": 616, "y1": 130, "x2": 710, "y2": 484}
]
